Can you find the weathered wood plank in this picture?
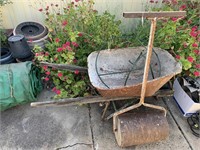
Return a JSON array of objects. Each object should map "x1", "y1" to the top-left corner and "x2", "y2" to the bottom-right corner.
[
  {"x1": 40, "y1": 62, "x2": 88, "y2": 73},
  {"x1": 31, "y1": 89, "x2": 173, "y2": 107},
  {"x1": 123, "y1": 11, "x2": 186, "y2": 18}
]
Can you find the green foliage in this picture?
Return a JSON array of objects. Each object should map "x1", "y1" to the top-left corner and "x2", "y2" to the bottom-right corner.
[
  {"x1": 33, "y1": 0, "x2": 123, "y2": 98},
  {"x1": 0, "y1": 0, "x2": 12, "y2": 6},
  {"x1": 135, "y1": 0, "x2": 200, "y2": 77},
  {"x1": 0, "y1": 29, "x2": 8, "y2": 47}
]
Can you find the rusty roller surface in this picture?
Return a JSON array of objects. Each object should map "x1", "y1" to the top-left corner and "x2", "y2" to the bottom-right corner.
[{"x1": 114, "y1": 109, "x2": 169, "y2": 147}]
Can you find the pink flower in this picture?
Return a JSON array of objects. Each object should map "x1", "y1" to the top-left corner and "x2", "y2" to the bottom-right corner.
[
  {"x1": 56, "y1": 89, "x2": 61, "y2": 95},
  {"x1": 194, "y1": 71, "x2": 200, "y2": 77},
  {"x1": 75, "y1": 0, "x2": 80, "y2": 2},
  {"x1": 58, "y1": 72, "x2": 63, "y2": 77},
  {"x1": 74, "y1": 70, "x2": 79, "y2": 75},
  {"x1": 45, "y1": 71, "x2": 50, "y2": 75},
  {"x1": 43, "y1": 65, "x2": 48, "y2": 70},
  {"x1": 65, "y1": 41, "x2": 70, "y2": 46},
  {"x1": 196, "y1": 64, "x2": 200, "y2": 69},
  {"x1": 171, "y1": 17, "x2": 177, "y2": 22},
  {"x1": 38, "y1": 8, "x2": 43, "y2": 12},
  {"x1": 179, "y1": 4, "x2": 186, "y2": 10},
  {"x1": 72, "y1": 42, "x2": 79, "y2": 47},
  {"x1": 54, "y1": 57, "x2": 58, "y2": 61},
  {"x1": 187, "y1": 56, "x2": 194, "y2": 63},
  {"x1": 176, "y1": 55, "x2": 181, "y2": 59},
  {"x1": 62, "y1": 20, "x2": 68, "y2": 26},
  {"x1": 44, "y1": 77, "x2": 49, "y2": 81},
  {"x1": 35, "y1": 53, "x2": 39, "y2": 56},
  {"x1": 78, "y1": 33, "x2": 83, "y2": 37},
  {"x1": 55, "y1": 38, "x2": 60, "y2": 43},
  {"x1": 57, "y1": 47, "x2": 63, "y2": 52},
  {"x1": 192, "y1": 43, "x2": 198, "y2": 47},
  {"x1": 190, "y1": 31, "x2": 198, "y2": 37}
]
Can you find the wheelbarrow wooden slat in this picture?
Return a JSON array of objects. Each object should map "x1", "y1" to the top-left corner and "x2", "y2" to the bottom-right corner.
[
  {"x1": 31, "y1": 89, "x2": 173, "y2": 107},
  {"x1": 40, "y1": 62, "x2": 88, "y2": 73},
  {"x1": 123, "y1": 11, "x2": 186, "y2": 18}
]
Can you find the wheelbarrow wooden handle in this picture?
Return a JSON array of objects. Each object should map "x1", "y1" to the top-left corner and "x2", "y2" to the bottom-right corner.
[
  {"x1": 123, "y1": 11, "x2": 186, "y2": 18},
  {"x1": 40, "y1": 62, "x2": 88, "y2": 73}
]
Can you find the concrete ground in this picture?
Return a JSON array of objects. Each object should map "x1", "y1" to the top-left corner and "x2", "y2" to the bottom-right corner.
[{"x1": 0, "y1": 90, "x2": 199, "y2": 150}]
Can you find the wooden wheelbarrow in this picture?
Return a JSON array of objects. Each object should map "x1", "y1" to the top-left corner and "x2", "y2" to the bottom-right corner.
[{"x1": 31, "y1": 11, "x2": 186, "y2": 147}]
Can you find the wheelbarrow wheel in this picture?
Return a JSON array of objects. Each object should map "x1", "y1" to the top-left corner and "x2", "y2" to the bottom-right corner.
[{"x1": 114, "y1": 108, "x2": 169, "y2": 147}]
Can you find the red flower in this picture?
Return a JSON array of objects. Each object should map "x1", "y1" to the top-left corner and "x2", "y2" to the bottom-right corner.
[
  {"x1": 62, "y1": 20, "x2": 68, "y2": 26},
  {"x1": 176, "y1": 55, "x2": 181, "y2": 59},
  {"x1": 57, "y1": 47, "x2": 63, "y2": 52},
  {"x1": 187, "y1": 56, "x2": 194, "y2": 63},
  {"x1": 58, "y1": 72, "x2": 63, "y2": 77},
  {"x1": 75, "y1": 0, "x2": 80, "y2": 2},
  {"x1": 56, "y1": 89, "x2": 61, "y2": 95},
  {"x1": 194, "y1": 71, "x2": 200, "y2": 77},
  {"x1": 74, "y1": 70, "x2": 79, "y2": 75},
  {"x1": 52, "y1": 87, "x2": 57, "y2": 92},
  {"x1": 183, "y1": 42, "x2": 187, "y2": 48},
  {"x1": 196, "y1": 64, "x2": 200, "y2": 69},
  {"x1": 171, "y1": 17, "x2": 177, "y2": 22},
  {"x1": 54, "y1": 57, "x2": 58, "y2": 61},
  {"x1": 192, "y1": 43, "x2": 198, "y2": 47},
  {"x1": 44, "y1": 77, "x2": 49, "y2": 81},
  {"x1": 190, "y1": 31, "x2": 198, "y2": 37},
  {"x1": 55, "y1": 38, "x2": 60, "y2": 43},
  {"x1": 38, "y1": 8, "x2": 43, "y2": 12},
  {"x1": 192, "y1": 26, "x2": 198, "y2": 31},
  {"x1": 45, "y1": 52, "x2": 49, "y2": 56},
  {"x1": 43, "y1": 65, "x2": 48, "y2": 70},
  {"x1": 193, "y1": 50, "x2": 200, "y2": 55},
  {"x1": 73, "y1": 59, "x2": 77, "y2": 63},
  {"x1": 65, "y1": 41, "x2": 70, "y2": 46},
  {"x1": 45, "y1": 71, "x2": 50, "y2": 75},
  {"x1": 72, "y1": 42, "x2": 79, "y2": 47},
  {"x1": 187, "y1": 20, "x2": 192, "y2": 24},
  {"x1": 150, "y1": 0, "x2": 154, "y2": 3},
  {"x1": 78, "y1": 32, "x2": 83, "y2": 37},
  {"x1": 62, "y1": 44, "x2": 68, "y2": 49},
  {"x1": 171, "y1": 0, "x2": 178, "y2": 5},
  {"x1": 179, "y1": 4, "x2": 186, "y2": 10},
  {"x1": 35, "y1": 53, "x2": 39, "y2": 56},
  {"x1": 28, "y1": 39, "x2": 33, "y2": 43}
]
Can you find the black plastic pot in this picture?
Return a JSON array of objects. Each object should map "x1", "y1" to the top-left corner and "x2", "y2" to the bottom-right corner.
[
  {"x1": 0, "y1": 47, "x2": 16, "y2": 64},
  {"x1": 8, "y1": 34, "x2": 32, "y2": 59},
  {"x1": 13, "y1": 22, "x2": 47, "y2": 40},
  {"x1": 16, "y1": 52, "x2": 35, "y2": 62}
]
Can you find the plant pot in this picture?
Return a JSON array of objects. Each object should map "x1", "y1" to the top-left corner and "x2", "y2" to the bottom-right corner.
[
  {"x1": 8, "y1": 34, "x2": 32, "y2": 59},
  {"x1": 0, "y1": 47, "x2": 16, "y2": 64},
  {"x1": 13, "y1": 21, "x2": 47, "y2": 40}
]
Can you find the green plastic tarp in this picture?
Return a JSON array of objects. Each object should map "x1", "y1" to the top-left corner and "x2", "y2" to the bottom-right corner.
[{"x1": 0, "y1": 61, "x2": 43, "y2": 111}]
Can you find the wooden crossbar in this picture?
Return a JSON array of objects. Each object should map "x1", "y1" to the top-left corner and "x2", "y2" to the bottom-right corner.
[{"x1": 123, "y1": 11, "x2": 186, "y2": 18}]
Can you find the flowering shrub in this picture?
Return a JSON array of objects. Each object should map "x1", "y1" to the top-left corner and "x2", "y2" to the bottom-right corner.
[
  {"x1": 148, "y1": 0, "x2": 199, "y2": 77},
  {"x1": 33, "y1": 0, "x2": 122, "y2": 98}
]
